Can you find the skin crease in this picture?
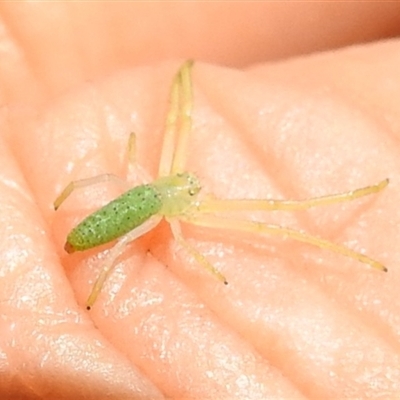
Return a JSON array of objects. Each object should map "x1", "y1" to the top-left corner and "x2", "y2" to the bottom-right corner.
[{"x1": 0, "y1": 3, "x2": 400, "y2": 400}]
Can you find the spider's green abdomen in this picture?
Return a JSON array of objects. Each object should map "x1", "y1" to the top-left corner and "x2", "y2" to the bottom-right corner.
[{"x1": 65, "y1": 184, "x2": 162, "y2": 252}]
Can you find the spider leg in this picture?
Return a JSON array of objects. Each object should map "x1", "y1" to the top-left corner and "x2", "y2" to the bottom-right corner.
[
  {"x1": 168, "y1": 219, "x2": 227, "y2": 284},
  {"x1": 126, "y1": 132, "x2": 152, "y2": 183},
  {"x1": 158, "y1": 60, "x2": 194, "y2": 177},
  {"x1": 181, "y1": 214, "x2": 387, "y2": 272},
  {"x1": 170, "y1": 60, "x2": 194, "y2": 174},
  {"x1": 54, "y1": 173, "x2": 128, "y2": 210},
  {"x1": 198, "y1": 179, "x2": 389, "y2": 213},
  {"x1": 86, "y1": 215, "x2": 162, "y2": 309}
]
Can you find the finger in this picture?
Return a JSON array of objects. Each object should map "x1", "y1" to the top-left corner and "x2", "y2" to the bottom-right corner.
[{"x1": 1, "y1": 2, "x2": 400, "y2": 99}]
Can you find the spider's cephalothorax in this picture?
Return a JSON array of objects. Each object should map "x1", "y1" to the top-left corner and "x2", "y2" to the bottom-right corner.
[{"x1": 154, "y1": 172, "x2": 201, "y2": 217}]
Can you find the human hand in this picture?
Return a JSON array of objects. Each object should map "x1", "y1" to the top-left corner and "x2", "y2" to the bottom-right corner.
[{"x1": 1, "y1": 3, "x2": 400, "y2": 399}]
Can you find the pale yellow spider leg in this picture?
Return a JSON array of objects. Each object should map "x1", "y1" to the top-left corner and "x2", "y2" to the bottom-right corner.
[
  {"x1": 126, "y1": 132, "x2": 152, "y2": 183},
  {"x1": 55, "y1": 133, "x2": 144, "y2": 212},
  {"x1": 182, "y1": 214, "x2": 387, "y2": 272},
  {"x1": 169, "y1": 219, "x2": 228, "y2": 284},
  {"x1": 158, "y1": 61, "x2": 193, "y2": 177},
  {"x1": 127, "y1": 131, "x2": 137, "y2": 166},
  {"x1": 54, "y1": 174, "x2": 128, "y2": 211},
  {"x1": 170, "y1": 60, "x2": 194, "y2": 174},
  {"x1": 198, "y1": 179, "x2": 389, "y2": 213},
  {"x1": 86, "y1": 215, "x2": 162, "y2": 309}
]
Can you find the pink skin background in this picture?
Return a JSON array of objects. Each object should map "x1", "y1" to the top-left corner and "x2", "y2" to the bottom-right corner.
[{"x1": 0, "y1": 2, "x2": 400, "y2": 399}]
